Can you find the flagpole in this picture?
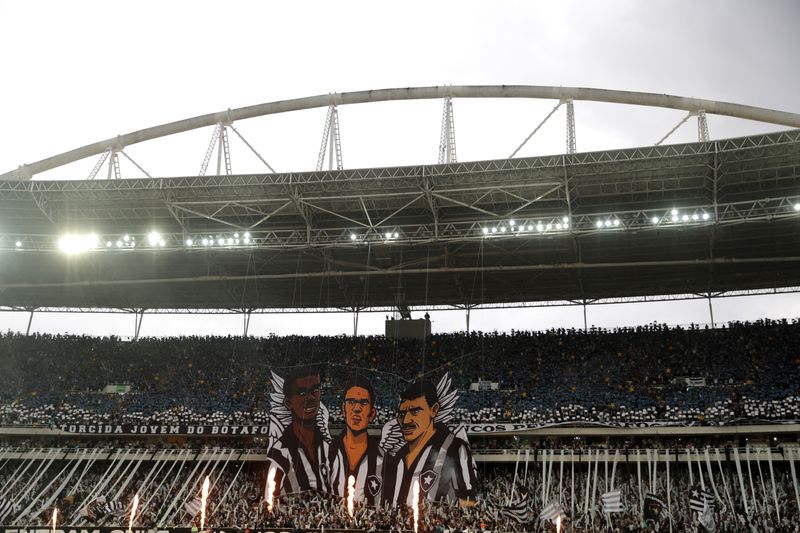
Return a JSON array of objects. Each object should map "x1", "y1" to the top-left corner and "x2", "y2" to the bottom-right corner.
[
  {"x1": 666, "y1": 451, "x2": 672, "y2": 533},
  {"x1": 509, "y1": 449, "x2": 521, "y2": 505}
]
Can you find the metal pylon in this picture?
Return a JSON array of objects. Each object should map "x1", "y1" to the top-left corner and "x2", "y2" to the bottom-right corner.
[
  {"x1": 565, "y1": 99, "x2": 576, "y2": 154},
  {"x1": 438, "y1": 97, "x2": 457, "y2": 164},
  {"x1": 317, "y1": 105, "x2": 343, "y2": 171},
  {"x1": 697, "y1": 110, "x2": 710, "y2": 142},
  {"x1": 200, "y1": 123, "x2": 233, "y2": 176}
]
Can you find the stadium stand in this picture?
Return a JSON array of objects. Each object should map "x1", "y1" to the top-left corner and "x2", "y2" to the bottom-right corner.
[{"x1": 0, "y1": 318, "x2": 798, "y2": 428}]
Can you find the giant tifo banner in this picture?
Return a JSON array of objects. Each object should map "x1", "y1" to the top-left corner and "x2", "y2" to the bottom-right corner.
[{"x1": 261, "y1": 371, "x2": 477, "y2": 508}]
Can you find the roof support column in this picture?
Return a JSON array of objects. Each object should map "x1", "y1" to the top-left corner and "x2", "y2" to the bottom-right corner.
[
  {"x1": 26, "y1": 308, "x2": 35, "y2": 335},
  {"x1": 352, "y1": 307, "x2": 360, "y2": 337},
  {"x1": 707, "y1": 294, "x2": 716, "y2": 328},
  {"x1": 133, "y1": 309, "x2": 145, "y2": 341},
  {"x1": 243, "y1": 309, "x2": 252, "y2": 337}
]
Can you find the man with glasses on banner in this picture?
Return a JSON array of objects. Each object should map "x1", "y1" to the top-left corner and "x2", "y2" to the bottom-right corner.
[{"x1": 264, "y1": 365, "x2": 332, "y2": 498}]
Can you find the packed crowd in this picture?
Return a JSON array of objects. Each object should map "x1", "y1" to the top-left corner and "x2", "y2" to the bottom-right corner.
[
  {"x1": 0, "y1": 446, "x2": 798, "y2": 531},
  {"x1": 0, "y1": 319, "x2": 798, "y2": 428}
]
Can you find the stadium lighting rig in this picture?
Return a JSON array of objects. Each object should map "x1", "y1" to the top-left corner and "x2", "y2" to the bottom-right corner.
[{"x1": 482, "y1": 216, "x2": 571, "y2": 237}]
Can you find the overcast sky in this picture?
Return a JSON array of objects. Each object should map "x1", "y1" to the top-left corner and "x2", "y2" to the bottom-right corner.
[{"x1": 0, "y1": 0, "x2": 798, "y2": 337}]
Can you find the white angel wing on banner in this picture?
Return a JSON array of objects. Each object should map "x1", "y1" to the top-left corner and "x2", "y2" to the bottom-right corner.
[
  {"x1": 268, "y1": 370, "x2": 331, "y2": 442},
  {"x1": 434, "y1": 372, "x2": 458, "y2": 425},
  {"x1": 268, "y1": 371, "x2": 292, "y2": 439},
  {"x1": 379, "y1": 418, "x2": 405, "y2": 456}
]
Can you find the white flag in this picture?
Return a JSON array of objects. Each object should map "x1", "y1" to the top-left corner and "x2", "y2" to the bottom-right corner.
[
  {"x1": 601, "y1": 489, "x2": 623, "y2": 513},
  {"x1": 537, "y1": 500, "x2": 566, "y2": 523}
]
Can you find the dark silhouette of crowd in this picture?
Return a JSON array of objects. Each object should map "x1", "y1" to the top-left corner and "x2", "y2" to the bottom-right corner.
[{"x1": 0, "y1": 318, "x2": 798, "y2": 428}]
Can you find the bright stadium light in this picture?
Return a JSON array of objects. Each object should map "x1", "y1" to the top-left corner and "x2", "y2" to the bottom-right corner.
[
  {"x1": 500, "y1": 226, "x2": 507, "y2": 233},
  {"x1": 556, "y1": 223, "x2": 563, "y2": 230},
  {"x1": 527, "y1": 224, "x2": 533, "y2": 231},
  {"x1": 106, "y1": 241, "x2": 113, "y2": 247},
  {"x1": 243, "y1": 236, "x2": 250, "y2": 244},
  {"x1": 147, "y1": 232, "x2": 160, "y2": 246},
  {"x1": 393, "y1": 232, "x2": 399, "y2": 238},
  {"x1": 217, "y1": 238, "x2": 225, "y2": 246},
  {"x1": 116, "y1": 240, "x2": 123, "y2": 248},
  {"x1": 226, "y1": 238, "x2": 233, "y2": 245},
  {"x1": 682, "y1": 214, "x2": 690, "y2": 222},
  {"x1": 234, "y1": 233, "x2": 239, "y2": 238},
  {"x1": 651, "y1": 216, "x2": 659, "y2": 224},
  {"x1": 604, "y1": 220, "x2": 612, "y2": 228},
  {"x1": 537, "y1": 223, "x2": 544, "y2": 232},
  {"x1": 185, "y1": 239, "x2": 193, "y2": 246},
  {"x1": 691, "y1": 214, "x2": 699, "y2": 221},
  {"x1": 201, "y1": 238, "x2": 209, "y2": 246},
  {"x1": 671, "y1": 215, "x2": 679, "y2": 222},
  {"x1": 158, "y1": 239, "x2": 165, "y2": 247},
  {"x1": 58, "y1": 233, "x2": 99, "y2": 255},
  {"x1": 350, "y1": 233, "x2": 357, "y2": 240},
  {"x1": 546, "y1": 224, "x2": 552, "y2": 231},
  {"x1": 491, "y1": 227, "x2": 497, "y2": 233},
  {"x1": 702, "y1": 213, "x2": 710, "y2": 220},
  {"x1": 123, "y1": 234, "x2": 130, "y2": 242},
  {"x1": 613, "y1": 219, "x2": 620, "y2": 226},
  {"x1": 595, "y1": 221, "x2": 603, "y2": 229},
  {"x1": 509, "y1": 220, "x2": 515, "y2": 226},
  {"x1": 562, "y1": 216, "x2": 569, "y2": 224},
  {"x1": 794, "y1": 203, "x2": 800, "y2": 211},
  {"x1": 671, "y1": 209, "x2": 678, "y2": 216},
  {"x1": 244, "y1": 232, "x2": 251, "y2": 238},
  {"x1": 15, "y1": 240, "x2": 22, "y2": 248}
]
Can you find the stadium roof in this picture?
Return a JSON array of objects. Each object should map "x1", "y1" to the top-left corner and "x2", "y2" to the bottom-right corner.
[{"x1": 1, "y1": 129, "x2": 799, "y2": 312}]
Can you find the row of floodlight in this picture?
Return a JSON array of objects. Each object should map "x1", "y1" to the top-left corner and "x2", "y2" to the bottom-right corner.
[
  {"x1": 4, "y1": 203, "x2": 800, "y2": 250},
  {"x1": 482, "y1": 217, "x2": 571, "y2": 236},
  {"x1": 50, "y1": 231, "x2": 255, "y2": 254}
]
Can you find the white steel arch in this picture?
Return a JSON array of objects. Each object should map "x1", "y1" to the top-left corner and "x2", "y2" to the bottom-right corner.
[{"x1": 4, "y1": 85, "x2": 800, "y2": 181}]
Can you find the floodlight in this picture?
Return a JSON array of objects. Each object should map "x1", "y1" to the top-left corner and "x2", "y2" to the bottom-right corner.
[
  {"x1": 562, "y1": 216, "x2": 569, "y2": 223},
  {"x1": 509, "y1": 220, "x2": 515, "y2": 226},
  {"x1": 350, "y1": 233, "x2": 357, "y2": 240},
  {"x1": 556, "y1": 223, "x2": 563, "y2": 230},
  {"x1": 386, "y1": 232, "x2": 392, "y2": 239},
  {"x1": 613, "y1": 219, "x2": 620, "y2": 226},
  {"x1": 202, "y1": 238, "x2": 209, "y2": 246},
  {"x1": 681, "y1": 214, "x2": 689, "y2": 222},
  {"x1": 651, "y1": 216, "x2": 659, "y2": 224},
  {"x1": 186, "y1": 239, "x2": 193, "y2": 246},
  {"x1": 226, "y1": 238, "x2": 233, "y2": 245},
  {"x1": 546, "y1": 224, "x2": 552, "y2": 231},
  {"x1": 604, "y1": 220, "x2": 611, "y2": 228},
  {"x1": 147, "y1": 232, "x2": 160, "y2": 246},
  {"x1": 671, "y1": 215, "x2": 679, "y2": 222},
  {"x1": 393, "y1": 232, "x2": 399, "y2": 238},
  {"x1": 702, "y1": 213, "x2": 710, "y2": 220},
  {"x1": 537, "y1": 223, "x2": 544, "y2": 232},
  {"x1": 233, "y1": 233, "x2": 239, "y2": 238},
  {"x1": 116, "y1": 240, "x2": 123, "y2": 248},
  {"x1": 794, "y1": 203, "x2": 800, "y2": 211},
  {"x1": 527, "y1": 225, "x2": 533, "y2": 231},
  {"x1": 106, "y1": 241, "x2": 113, "y2": 247},
  {"x1": 15, "y1": 240, "x2": 21, "y2": 248},
  {"x1": 482, "y1": 228, "x2": 489, "y2": 234},
  {"x1": 243, "y1": 237, "x2": 250, "y2": 244},
  {"x1": 158, "y1": 239, "x2": 166, "y2": 247},
  {"x1": 500, "y1": 226, "x2": 507, "y2": 232},
  {"x1": 491, "y1": 227, "x2": 497, "y2": 233},
  {"x1": 691, "y1": 214, "x2": 699, "y2": 221},
  {"x1": 671, "y1": 209, "x2": 678, "y2": 216},
  {"x1": 234, "y1": 239, "x2": 240, "y2": 244},
  {"x1": 595, "y1": 221, "x2": 603, "y2": 228},
  {"x1": 244, "y1": 232, "x2": 251, "y2": 238},
  {"x1": 123, "y1": 234, "x2": 130, "y2": 242}
]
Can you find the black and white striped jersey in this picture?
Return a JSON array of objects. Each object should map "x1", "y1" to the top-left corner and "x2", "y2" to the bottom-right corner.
[
  {"x1": 264, "y1": 424, "x2": 331, "y2": 496},
  {"x1": 381, "y1": 424, "x2": 477, "y2": 507},
  {"x1": 329, "y1": 430, "x2": 384, "y2": 505}
]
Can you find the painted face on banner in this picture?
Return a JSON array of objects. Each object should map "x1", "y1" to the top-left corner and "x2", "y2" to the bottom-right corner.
[
  {"x1": 343, "y1": 386, "x2": 375, "y2": 433},
  {"x1": 285, "y1": 374, "x2": 321, "y2": 421},
  {"x1": 397, "y1": 396, "x2": 439, "y2": 443}
]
